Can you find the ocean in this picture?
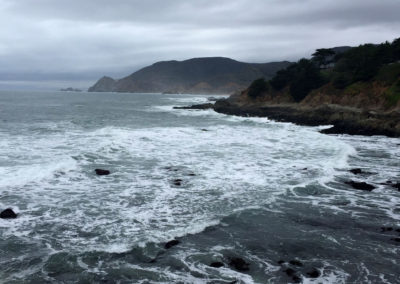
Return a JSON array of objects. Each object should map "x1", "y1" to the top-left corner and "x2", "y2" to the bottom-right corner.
[{"x1": 0, "y1": 91, "x2": 399, "y2": 283}]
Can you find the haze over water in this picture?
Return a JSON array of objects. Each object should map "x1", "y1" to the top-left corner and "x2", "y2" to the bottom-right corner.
[{"x1": 0, "y1": 91, "x2": 399, "y2": 283}]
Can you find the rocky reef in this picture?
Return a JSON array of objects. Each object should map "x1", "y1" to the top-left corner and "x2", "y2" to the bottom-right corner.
[{"x1": 212, "y1": 98, "x2": 400, "y2": 137}]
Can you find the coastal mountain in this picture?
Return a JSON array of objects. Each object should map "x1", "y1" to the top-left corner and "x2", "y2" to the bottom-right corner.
[
  {"x1": 88, "y1": 57, "x2": 291, "y2": 94},
  {"x1": 211, "y1": 38, "x2": 400, "y2": 137}
]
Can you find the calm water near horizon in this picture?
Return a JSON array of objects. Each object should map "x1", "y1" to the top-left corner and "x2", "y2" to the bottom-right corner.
[{"x1": 0, "y1": 91, "x2": 399, "y2": 283}]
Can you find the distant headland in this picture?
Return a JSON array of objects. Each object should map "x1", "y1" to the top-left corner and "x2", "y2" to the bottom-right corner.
[{"x1": 88, "y1": 57, "x2": 291, "y2": 94}]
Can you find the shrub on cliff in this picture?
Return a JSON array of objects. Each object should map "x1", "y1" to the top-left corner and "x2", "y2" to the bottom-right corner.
[
  {"x1": 289, "y1": 59, "x2": 326, "y2": 102},
  {"x1": 333, "y1": 38, "x2": 400, "y2": 88},
  {"x1": 332, "y1": 73, "x2": 352, "y2": 89},
  {"x1": 248, "y1": 78, "x2": 268, "y2": 98},
  {"x1": 270, "y1": 59, "x2": 325, "y2": 102}
]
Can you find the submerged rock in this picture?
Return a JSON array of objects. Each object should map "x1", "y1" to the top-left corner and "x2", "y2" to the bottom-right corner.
[
  {"x1": 164, "y1": 240, "x2": 180, "y2": 249},
  {"x1": 284, "y1": 268, "x2": 296, "y2": 277},
  {"x1": 289, "y1": 260, "x2": 303, "y2": 267},
  {"x1": 381, "y1": 227, "x2": 394, "y2": 232},
  {"x1": 173, "y1": 179, "x2": 182, "y2": 186},
  {"x1": 173, "y1": 103, "x2": 214, "y2": 110},
  {"x1": 392, "y1": 182, "x2": 400, "y2": 190},
  {"x1": 0, "y1": 208, "x2": 17, "y2": 219},
  {"x1": 349, "y1": 168, "x2": 363, "y2": 175},
  {"x1": 345, "y1": 181, "x2": 375, "y2": 191},
  {"x1": 95, "y1": 169, "x2": 111, "y2": 176},
  {"x1": 306, "y1": 268, "x2": 321, "y2": 278},
  {"x1": 229, "y1": 257, "x2": 250, "y2": 271},
  {"x1": 277, "y1": 260, "x2": 285, "y2": 265},
  {"x1": 209, "y1": 261, "x2": 224, "y2": 268},
  {"x1": 379, "y1": 181, "x2": 400, "y2": 191},
  {"x1": 283, "y1": 268, "x2": 301, "y2": 283}
]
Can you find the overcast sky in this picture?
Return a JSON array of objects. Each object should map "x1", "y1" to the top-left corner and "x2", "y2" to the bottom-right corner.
[{"x1": 0, "y1": 0, "x2": 399, "y2": 90}]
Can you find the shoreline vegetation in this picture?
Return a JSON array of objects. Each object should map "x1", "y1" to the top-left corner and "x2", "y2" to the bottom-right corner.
[{"x1": 178, "y1": 38, "x2": 400, "y2": 137}]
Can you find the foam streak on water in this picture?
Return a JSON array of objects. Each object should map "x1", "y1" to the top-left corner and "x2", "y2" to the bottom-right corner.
[{"x1": 0, "y1": 91, "x2": 399, "y2": 283}]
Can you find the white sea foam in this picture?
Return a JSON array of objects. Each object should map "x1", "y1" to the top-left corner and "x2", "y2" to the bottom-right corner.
[{"x1": 1, "y1": 94, "x2": 399, "y2": 283}]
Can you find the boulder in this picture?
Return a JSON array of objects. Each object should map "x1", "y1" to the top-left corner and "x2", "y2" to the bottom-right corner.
[
  {"x1": 173, "y1": 179, "x2": 182, "y2": 186},
  {"x1": 164, "y1": 239, "x2": 180, "y2": 249},
  {"x1": 229, "y1": 257, "x2": 249, "y2": 271},
  {"x1": 0, "y1": 208, "x2": 17, "y2": 219},
  {"x1": 306, "y1": 268, "x2": 321, "y2": 278},
  {"x1": 345, "y1": 181, "x2": 375, "y2": 191},
  {"x1": 283, "y1": 268, "x2": 301, "y2": 283},
  {"x1": 381, "y1": 227, "x2": 394, "y2": 232},
  {"x1": 349, "y1": 168, "x2": 363, "y2": 175},
  {"x1": 289, "y1": 260, "x2": 303, "y2": 267},
  {"x1": 209, "y1": 261, "x2": 224, "y2": 268},
  {"x1": 95, "y1": 169, "x2": 110, "y2": 176}
]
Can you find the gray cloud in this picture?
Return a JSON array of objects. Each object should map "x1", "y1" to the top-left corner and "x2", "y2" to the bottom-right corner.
[{"x1": 0, "y1": 0, "x2": 399, "y2": 90}]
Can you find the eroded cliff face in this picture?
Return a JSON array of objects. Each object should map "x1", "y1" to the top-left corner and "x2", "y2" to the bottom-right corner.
[
  {"x1": 301, "y1": 82, "x2": 400, "y2": 111},
  {"x1": 228, "y1": 77, "x2": 400, "y2": 113},
  {"x1": 212, "y1": 79, "x2": 400, "y2": 137}
]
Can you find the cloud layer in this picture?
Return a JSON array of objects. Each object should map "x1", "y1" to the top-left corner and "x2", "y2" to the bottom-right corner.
[{"x1": 0, "y1": 0, "x2": 399, "y2": 89}]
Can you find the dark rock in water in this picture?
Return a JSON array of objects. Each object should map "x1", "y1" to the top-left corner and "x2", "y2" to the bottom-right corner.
[
  {"x1": 173, "y1": 103, "x2": 214, "y2": 110},
  {"x1": 95, "y1": 169, "x2": 110, "y2": 176},
  {"x1": 381, "y1": 227, "x2": 393, "y2": 232},
  {"x1": 0, "y1": 208, "x2": 17, "y2": 219},
  {"x1": 284, "y1": 268, "x2": 296, "y2": 277},
  {"x1": 187, "y1": 173, "x2": 196, "y2": 176},
  {"x1": 379, "y1": 181, "x2": 400, "y2": 191},
  {"x1": 289, "y1": 260, "x2": 303, "y2": 267},
  {"x1": 164, "y1": 239, "x2": 180, "y2": 249},
  {"x1": 283, "y1": 268, "x2": 302, "y2": 282},
  {"x1": 292, "y1": 275, "x2": 302, "y2": 283},
  {"x1": 149, "y1": 258, "x2": 157, "y2": 263},
  {"x1": 209, "y1": 261, "x2": 224, "y2": 268},
  {"x1": 306, "y1": 268, "x2": 321, "y2": 278},
  {"x1": 391, "y1": 238, "x2": 400, "y2": 243},
  {"x1": 345, "y1": 181, "x2": 375, "y2": 191},
  {"x1": 396, "y1": 228, "x2": 400, "y2": 233},
  {"x1": 229, "y1": 257, "x2": 250, "y2": 271},
  {"x1": 173, "y1": 179, "x2": 182, "y2": 186},
  {"x1": 277, "y1": 260, "x2": 285, "y2": 265},
  {"x1": 350, "y1": 168, "x2": 363, "y2": 175},
  {"x1": 302, "y1": 168, "x2": 308, "y2": 171},
  {"x1": 201, "y1": 129, "x2": 208, "y2": 131}
]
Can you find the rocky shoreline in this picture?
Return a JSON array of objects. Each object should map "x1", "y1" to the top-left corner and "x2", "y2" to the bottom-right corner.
[{"x1": 183, "y1": 98, "x2": 400, "y2": 137}]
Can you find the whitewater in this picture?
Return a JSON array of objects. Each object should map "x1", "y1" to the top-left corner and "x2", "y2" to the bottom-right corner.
[{"x1": 0, "y1": 91, "x2": 399, "y2": 283}]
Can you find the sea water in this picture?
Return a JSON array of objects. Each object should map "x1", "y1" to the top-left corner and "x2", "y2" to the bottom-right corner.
[{"x1": 0, "y1": 91, "x2": 399, "y2": 283}]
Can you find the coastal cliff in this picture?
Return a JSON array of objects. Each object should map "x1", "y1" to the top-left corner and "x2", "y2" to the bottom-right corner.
[{"x1": 212, "y1": 39, "x2": 400, "y2": 137}]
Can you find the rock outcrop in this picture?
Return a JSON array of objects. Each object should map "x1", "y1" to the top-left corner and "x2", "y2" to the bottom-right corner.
[
  {"x1": 0, "y1": 208, "x2": 17, "y2": 219},
  {"x1": 212, "y1": 97, "x2": 400, "y2": 137}
]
